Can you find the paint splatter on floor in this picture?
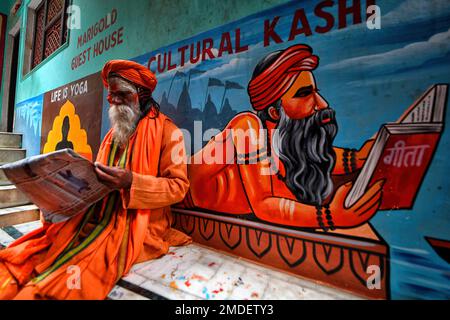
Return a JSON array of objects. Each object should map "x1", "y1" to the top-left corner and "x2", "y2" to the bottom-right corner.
[
  {"x1": 234, "y1": 277, "x2": 244, "y2": 287},
  {"x1": 212, "y1": 288, "x2": 224, "y2": 294},
  {"x1": 191, "y1": 274, "x2": 208, "y2": 281},
  {"x1": 169, "y1": 281, "x2": 178, "y2": 290},
  {"x1": 202, "y1": 287, "x2": 211, "y2": 299}
]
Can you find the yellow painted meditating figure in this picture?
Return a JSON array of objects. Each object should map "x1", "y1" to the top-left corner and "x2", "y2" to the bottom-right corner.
[
  {"x1": 0, "y1": 60, "x2": 191, "y2": 299},
  {"x1": 43, "y1": 101, "x2": 92, "y2": 160},
  {"x1": 183, "y1": 44, "x2": 383, "y2": 230}
]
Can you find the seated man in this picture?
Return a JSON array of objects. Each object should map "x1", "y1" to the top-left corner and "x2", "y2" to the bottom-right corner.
[
  {"x1": 0, "y1": 60, "x2": 191, "y2": 299},
  {"x1": 183, "y1": 44, "x2": 383, "y2": 230}
]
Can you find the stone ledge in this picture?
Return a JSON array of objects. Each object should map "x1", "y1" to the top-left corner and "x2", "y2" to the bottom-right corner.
[{"x1": 0, "y1": 204, "x2": 40, "y2": 228}]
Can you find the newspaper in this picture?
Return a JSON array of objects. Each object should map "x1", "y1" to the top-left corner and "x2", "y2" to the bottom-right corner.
[{"x1": 0, "y1": 148, "x2": 113, "y2": 223}]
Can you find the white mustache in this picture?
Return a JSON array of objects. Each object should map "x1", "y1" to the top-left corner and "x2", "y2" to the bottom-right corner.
[{"x1": 108, "y1": 104, "x2": 141, "y2": 146}]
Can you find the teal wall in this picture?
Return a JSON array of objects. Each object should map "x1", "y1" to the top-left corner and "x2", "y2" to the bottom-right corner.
[
  {"x1": 0, "y1": 0, "x2": 18, "y2": 116},
  {"x1": 0, "y1": 0, "x2": 288, "y2": 117},
  {"x1": 0, "y1": 0, "x2": 15, "y2": 14}
]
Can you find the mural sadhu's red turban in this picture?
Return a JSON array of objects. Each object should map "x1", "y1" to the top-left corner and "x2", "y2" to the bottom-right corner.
[
  {"x1": 248, "y1": 44, "x2": 319, "y2": 111},
  {"x1": 101, "y1": 59, "x2": 157, "y2": 92}
]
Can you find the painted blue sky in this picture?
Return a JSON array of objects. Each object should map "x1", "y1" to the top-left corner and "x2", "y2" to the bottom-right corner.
[
  {"x1": 14, "y1": 94, "x2": 43, "y2": 157},
  {"x1": 133, "y1": 0, "x2": 450, "y2": 299}
]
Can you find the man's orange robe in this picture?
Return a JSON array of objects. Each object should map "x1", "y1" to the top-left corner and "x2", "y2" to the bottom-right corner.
[{"x1": 0, "y1": 112, "x2": 191, "y2": 299}]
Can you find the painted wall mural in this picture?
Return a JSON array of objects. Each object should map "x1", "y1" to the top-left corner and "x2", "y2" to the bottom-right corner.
[
  {"x1": 131, "y1": 0, "x2": 450, "y2": 299},
  {"x1": 13, "y1": 94, "x2": 43, "y2": 157},
  {"x1": 40, "y1": 72, "x2": 104, "y2": 161}
]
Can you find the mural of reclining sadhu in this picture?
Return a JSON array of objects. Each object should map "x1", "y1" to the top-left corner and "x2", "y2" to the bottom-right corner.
[{"x1": 181, "y1": 44, "x2": 383, "y2": 230}]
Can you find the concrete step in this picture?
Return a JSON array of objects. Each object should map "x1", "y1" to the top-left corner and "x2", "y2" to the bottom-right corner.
[
  {"x1": 0, "y1": 168, "x2": 10, "y2": 186},
  {"x1": 0, "y1": 133, "x2": 22, "y2": 149},
  {"x1": 0, "y1": 185, "x2": 31, "y2": 209},
  {"x1": 0, "y1": 204, "x2": 40, "y2": 228},
  {"x1": 0, "y1": 148, "x2": 26, "y2": 164}
]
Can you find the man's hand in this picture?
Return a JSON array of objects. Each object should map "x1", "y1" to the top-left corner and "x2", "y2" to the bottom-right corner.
[{"x1": 94, "y1": 162, "x2": 133, "y2": 190}]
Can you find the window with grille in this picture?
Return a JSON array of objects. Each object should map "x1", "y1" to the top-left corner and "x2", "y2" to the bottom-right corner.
[{"x1": 31, "y1": 0, "x2": 70, "y2": 69}]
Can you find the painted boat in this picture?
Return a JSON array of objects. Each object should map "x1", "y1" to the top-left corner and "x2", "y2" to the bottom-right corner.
[{"x1": 425, "y1": 237, "x2": 450, "y2": 264}]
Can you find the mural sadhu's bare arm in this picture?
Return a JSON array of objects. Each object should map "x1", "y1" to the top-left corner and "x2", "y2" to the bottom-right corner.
[{"x1": 237, "y1": 160, "x2": 383, "y2": 229}]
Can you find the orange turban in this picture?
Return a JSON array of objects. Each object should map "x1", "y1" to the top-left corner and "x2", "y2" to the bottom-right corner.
[
  {"x1": 101, "y1": 59, "x2": 157, "y2": 92},
  {"x1": 247, "y1": 44, "x2": 319, "y2": 111}
]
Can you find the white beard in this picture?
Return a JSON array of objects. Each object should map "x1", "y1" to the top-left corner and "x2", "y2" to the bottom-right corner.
[{"x1": 108, "y1": 103, "x2": 141, "y2": 146}]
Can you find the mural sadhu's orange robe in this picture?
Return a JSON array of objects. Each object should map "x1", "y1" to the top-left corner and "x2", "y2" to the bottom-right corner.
[{"x1": 0, "y1": 111, "x2": 191, "y2": 299}]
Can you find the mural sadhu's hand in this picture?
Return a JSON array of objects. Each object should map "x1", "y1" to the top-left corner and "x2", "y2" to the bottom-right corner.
[
  {"x1": 94, "y1": 162, "x2": 133, "y2": 190},
  {"x1": 329, "y1": 179, "x2": 384, "y2": 227}
]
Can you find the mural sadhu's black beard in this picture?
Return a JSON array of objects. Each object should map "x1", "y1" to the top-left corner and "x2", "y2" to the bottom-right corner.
[{"x1": 275, "y1": 108, "x2": 338, "y2": 206}]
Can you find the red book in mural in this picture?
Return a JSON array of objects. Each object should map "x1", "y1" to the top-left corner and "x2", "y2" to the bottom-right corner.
[{"x1": 345, "y1": 84, "x2": 448, "y2": 210}]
